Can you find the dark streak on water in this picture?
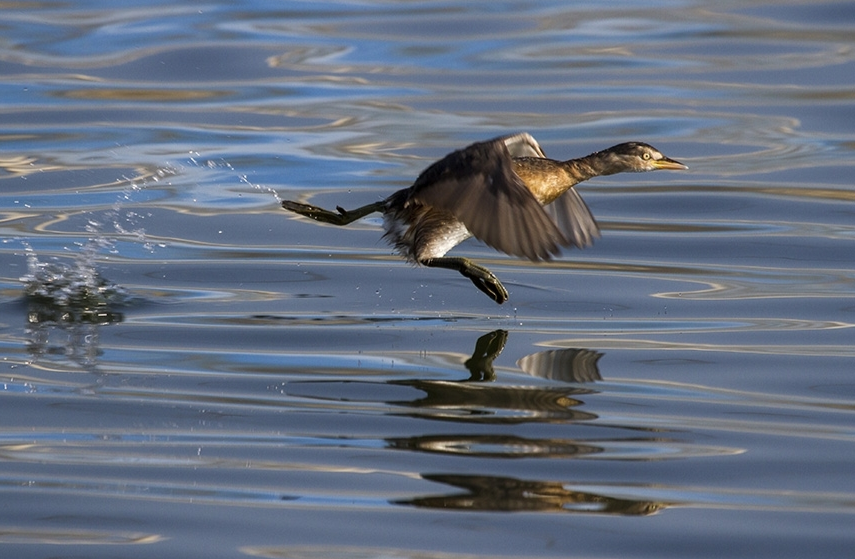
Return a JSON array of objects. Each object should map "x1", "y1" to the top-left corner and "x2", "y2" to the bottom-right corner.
[{"x1": 1, "y1": 1, "x2": 854, "y2": 558}]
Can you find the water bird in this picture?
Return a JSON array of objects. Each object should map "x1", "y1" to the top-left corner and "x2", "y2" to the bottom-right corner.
[{"x1": 282, "y1": 133, "x2": 686, "y2": 303}]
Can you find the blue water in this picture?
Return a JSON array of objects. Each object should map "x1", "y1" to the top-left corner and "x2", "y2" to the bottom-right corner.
[{"x1": 1, "y1": 1, "x2": 854, "y2": 557}]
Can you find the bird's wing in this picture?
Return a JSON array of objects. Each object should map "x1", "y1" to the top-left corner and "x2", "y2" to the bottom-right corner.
[
  {"x1": 409, "y1": 135, "x2": 565, "y2": 261},
  {"x1": 543, "y1": 187, "x2": 601, "y2": 249},
  {"x1": 502, "y1": 132, "x2": 600, "y2": 249},
  {"x1": 502, "y1": 132, "x2": 547, "y2": 158}
]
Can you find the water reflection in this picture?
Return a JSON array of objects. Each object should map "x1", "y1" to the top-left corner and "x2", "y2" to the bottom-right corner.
[
  {"x1": 2, "y1": 0, "x2": 854, "y2": 554},
  {"x1": 388, "y1": 434, "x2": 601, "y2": 459},
  {"x1": 518, "y1": 346, "x2": 603, "y2": 383},
  {"x1": 287, "y1": 329, "x2": 603, "y2": 423},
  {"x1": 25, "y1": 300, "x2": 121, "y2": 372},
  {"x1": 398, "y1": 474, "x2": 665, "y2": 515},
  {"x1": 461, "y1": 328, "x2": 507, "y2": 381},
  {"x1": 388, "y1": 330, "x2": 665, "y2": 516},
  {"x1": 391, "y1": 378, "x2": 597, "y2": 423},
  {"x1": 392, "y1": 330, "x2": 600, "y2": 423},
  {"x1": 20, "y1": 247, "x2": 126, "y2": 372},
  {"x1": 466, "y1": 329, "x2": 604, "y2": 383}
]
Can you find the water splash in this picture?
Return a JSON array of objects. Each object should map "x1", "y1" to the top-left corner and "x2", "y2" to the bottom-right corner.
[
  {"x1": 16, "y1": 170, "x2": 162, "y2": 371},
  {"x1": 239, "y1": 170, "x2": 282, "y2": 204},
  {"x1": 19, "y1": 240, "x2": 124, "y2": 384},
  {"x1": 188, "y1": 152, "x2": 282, "y2": 203},
  {"x1": 20, "y1": 241, "x2": 129, "y2": 317},
  {"x1": 17, "y1": 164, "x2": 184, "y2": 312},
  {"x1": 16, "y1": 156, "x2": 270, "y2": 371},
  {"x1": 18, "y1": 235, "x2": 127, "y2": 373}
]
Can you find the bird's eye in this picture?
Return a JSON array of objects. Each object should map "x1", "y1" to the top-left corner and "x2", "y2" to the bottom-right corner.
[{"x1": 642, "y1": 152, "x2": 651, "y2": 160}]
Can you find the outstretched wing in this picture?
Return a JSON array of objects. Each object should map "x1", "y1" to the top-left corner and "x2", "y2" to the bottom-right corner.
[
  {"x1": 543, "y1": 187, "x2": 600, "y2": 250},
  {"x1": 407, "y1": 134, "x2": 565, "y2": 261},
  {"x1": 503, "y1": 132, "x2": 547, "y2": 158}
]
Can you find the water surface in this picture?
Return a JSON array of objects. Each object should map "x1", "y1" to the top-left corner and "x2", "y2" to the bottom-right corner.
[{"x1": 1, "y1": 1, "x2": 854, "y2": 558}]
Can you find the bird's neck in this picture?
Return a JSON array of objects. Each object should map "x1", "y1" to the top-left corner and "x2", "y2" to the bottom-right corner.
[{"x1": 562, "y1": 150, "x2": 620, "y2": 182}]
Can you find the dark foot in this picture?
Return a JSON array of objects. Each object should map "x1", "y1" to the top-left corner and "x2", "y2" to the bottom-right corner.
[
  {"x1": 422, "y1": 257, "x2": 509, "y2": 304},
  {"x1": 282, "y1": 199, "x2": 385, "y2": 226},
  {"x1": 281, "y1": 200, "x2": 349, "y2": 225},
  {"x1": 466, "y1": 267, "x2": 509, "y2": 304}
]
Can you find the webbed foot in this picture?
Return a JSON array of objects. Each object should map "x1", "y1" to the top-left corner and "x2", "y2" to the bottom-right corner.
[
  {"x1": 281, "y1": 200, "x2": 356, "y2": 225},
  {"x1": 422, "y1": 257, "x2": 509, "y2": 304},
  {"x1": 465, "y1": 265, "x2": 509, "y2": 304}
]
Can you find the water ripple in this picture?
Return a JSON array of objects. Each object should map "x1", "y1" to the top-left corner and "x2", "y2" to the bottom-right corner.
[{"x1": 2, "y1": 0, "x2": 854, "y2": 556}]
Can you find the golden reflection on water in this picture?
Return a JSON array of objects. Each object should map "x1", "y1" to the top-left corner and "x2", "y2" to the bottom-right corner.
[
  {"x1": 398, "y1": 474, "x2": 667, "y2": 515},
  {"x1": 55, "y1": 88, "x2": 230, "y2": 102},
  {"x1": 0, "y1": 155, "x2": 64, "y2": 176}
]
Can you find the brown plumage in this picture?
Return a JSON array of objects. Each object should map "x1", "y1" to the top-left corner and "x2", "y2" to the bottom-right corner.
[{"x1": 282, "y1": 133, "x2": 686, "y2": 304}]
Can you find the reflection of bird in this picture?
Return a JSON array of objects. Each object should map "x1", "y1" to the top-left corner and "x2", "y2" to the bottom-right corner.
[
  {"x1": 517, "y1": 348, "x2": 603, "y2": 384},
  {"x1": 282, "y1": 133, "x2": 686, "y2": 303},
  {"x1": 464, "y1": 329, "x2": 508, "y2": 381},
  {"x1": 398, "y1": 473, "x2": 666, "y2": 515}
]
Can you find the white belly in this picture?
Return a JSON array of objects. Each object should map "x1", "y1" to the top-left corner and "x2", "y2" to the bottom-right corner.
[{"x1": 383, "y1": 213, "x2": 472, "y2": 263}]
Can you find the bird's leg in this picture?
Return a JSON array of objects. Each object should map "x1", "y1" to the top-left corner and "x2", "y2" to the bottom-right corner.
[
  {"x1": 282, "y1": 200, "x2": 385, "y2": 226},
  {"x1": 421, "y1": 257, "x2": 509, "y2": 304}
]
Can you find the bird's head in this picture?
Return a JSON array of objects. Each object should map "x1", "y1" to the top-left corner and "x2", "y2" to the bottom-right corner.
[{"x1": 597, "y1": 142, "x2": 688, "y2": 174}]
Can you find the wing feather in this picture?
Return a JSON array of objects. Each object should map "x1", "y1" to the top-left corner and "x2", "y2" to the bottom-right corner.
[
  {"x1": 543, "y1": 188, "x2": 601, "y2": 249},
  {"x1": 502, "y1": 132, "x2": 547, "y2": 158},
  {"x1": 408, "y1": 135, "x2": 564, "y2": 261}
]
